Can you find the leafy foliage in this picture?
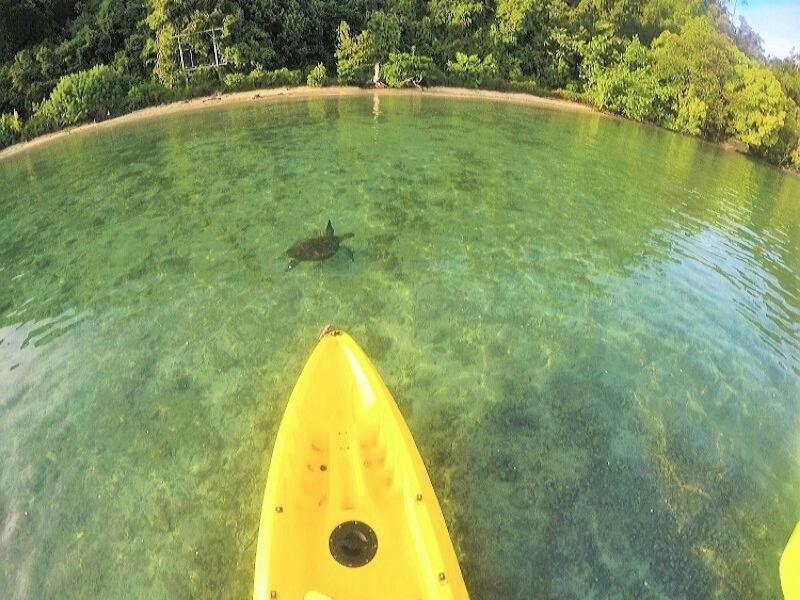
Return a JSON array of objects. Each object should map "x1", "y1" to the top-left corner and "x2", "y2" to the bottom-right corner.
[
  {"x1": 247, "y1": 67, "x2": 301, "y2": 87},
  {"x1": 384, "y1": 49, "x2": 435, "y2": 87},
  {"x1": 306, "y1": 63, "x2": 327, "y2": 87},
  {"x1": 335, "y1": 21, "x2": 374, "y2": 85},
  {"x1": 335, "y1": 11, "x2": 402, "y2": 84},
  {"x1": 765, "y1": 106, "x2": 800, "y2": 167},
  {"x1": 650, "y1": 17, "x2": 736, "y2": 139},
  {"x1": 126, "y1": 79, "x2": 174, "y2": 110},
  {"x1": 37, "y1": 64, "x2": 130, "y2": 128},
  {"x1": 587, "y1": 37, "x2": 670, "y2": 123},
  {"x1": 4, "y1": 46, "x2": 61, "y2": 114},
  {"x1": 771, "y1": 54, "x2": 800, "y2": 106},
  {"x1": 367, "y1": 11, "x2": 401, "y2": 62},
  {"x1": 0, "y1": 0, "x2": 77, "y2": 61},
  {"x1": 223, "y1": 72, "x2": 248, "y2": 89},
  {"x1": 725, "y1": 58, "x2": 788, "y2": 149},
  {"x1": 0, "y1": 110, "x2": 23, "y2": 148},
  {"x1": 222, "y1": 67, "x2": 301, "y2": 90},
  {"x1": 446, "y1": 52, "x2": 498, "y2": 87}
]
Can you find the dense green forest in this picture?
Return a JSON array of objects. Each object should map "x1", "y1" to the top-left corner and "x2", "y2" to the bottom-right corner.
[{"x1": 1, "y1": 0, "x2": 799, "y2": 169}]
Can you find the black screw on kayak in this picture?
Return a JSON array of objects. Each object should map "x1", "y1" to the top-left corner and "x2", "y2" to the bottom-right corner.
[
  {"x1": 439, "y1": 572, "x2": 446, "y2": 581},
  {"x1": 270, "y1": 592, "x2": 277, "y2": 599},
  {"x1": 275, "y1": 506, "x2": 283, "y2": 513},
  {"x1": 416, "y1": 493, "x2": 423, "y2": 502}
]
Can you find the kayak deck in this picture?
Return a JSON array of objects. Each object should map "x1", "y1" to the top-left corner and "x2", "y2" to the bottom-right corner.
[{"x1": 254, "y1": 330, "x2": 468, "y2": 600}]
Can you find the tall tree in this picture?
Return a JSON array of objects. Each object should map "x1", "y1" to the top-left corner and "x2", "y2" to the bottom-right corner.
[
  {"x1": 733, "y1": 16, "x2": 765, "y2": 60},
  {"x1": 0, "y1": 0, "x2": 78, "y2": 61}
]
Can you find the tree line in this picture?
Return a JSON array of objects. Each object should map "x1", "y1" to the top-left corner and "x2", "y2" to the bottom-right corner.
[{"x1": 1, "y1": 0, "x2": 798, "y2": 169}]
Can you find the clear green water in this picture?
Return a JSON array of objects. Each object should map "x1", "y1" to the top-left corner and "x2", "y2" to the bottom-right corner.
[{"x1": 0, "y1": 93, "x2": 798, "y2": 598}]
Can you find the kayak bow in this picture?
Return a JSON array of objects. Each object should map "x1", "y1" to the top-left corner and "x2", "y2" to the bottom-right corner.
[
  {"x1": 782, "y1": 521, "x2": 800, "y2": 599},
  {"x1": 254, "y1": 329, "x2": 468, "y2": 600}
]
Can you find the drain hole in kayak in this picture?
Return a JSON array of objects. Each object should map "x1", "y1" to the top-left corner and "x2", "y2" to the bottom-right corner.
[{"x1": 329, "y1": 521, "x2": 378, "y2": 567}]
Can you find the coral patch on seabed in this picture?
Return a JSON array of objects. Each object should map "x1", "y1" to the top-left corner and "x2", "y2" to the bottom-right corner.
[{"x1": 1, "y1": 505, "x2": 21, "y2": 545}]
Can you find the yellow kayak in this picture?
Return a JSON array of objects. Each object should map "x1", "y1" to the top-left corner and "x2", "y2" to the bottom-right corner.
[
  {"x1": 783, "y1": 521, "x2": 800, "y2": 599},
  {"x1": 253, "y1": 328, "x2": 469, "y2": 600}
]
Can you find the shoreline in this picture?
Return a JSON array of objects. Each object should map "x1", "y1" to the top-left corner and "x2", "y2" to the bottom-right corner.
[
  {"x1": 0, "y1": 85, "x2": 797, "y2": 178},
  {"x1": 0, "y1": 86, "x2": 595, "y2": 161}
]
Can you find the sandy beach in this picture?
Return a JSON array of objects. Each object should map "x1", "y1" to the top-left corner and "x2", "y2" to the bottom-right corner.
[{"x1": 0, "y1": 86, "x2": 595, "y2": 160}]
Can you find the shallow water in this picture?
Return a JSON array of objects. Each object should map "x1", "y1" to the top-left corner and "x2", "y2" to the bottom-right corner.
[{"x1": 0, "y1": 93, "x2": 798, "y2": 598}]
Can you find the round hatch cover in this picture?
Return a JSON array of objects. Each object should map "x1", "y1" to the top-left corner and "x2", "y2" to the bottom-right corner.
[{"x1": 329, "y1": 521, "x2": 378, "y2": 567}]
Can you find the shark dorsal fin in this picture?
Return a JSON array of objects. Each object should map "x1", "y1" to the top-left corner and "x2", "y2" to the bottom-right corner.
[{"x1": 325, "y1": 220, "x2": 334, "y2": 237}]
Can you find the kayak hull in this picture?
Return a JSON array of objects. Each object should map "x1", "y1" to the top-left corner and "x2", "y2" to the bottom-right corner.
[
  {"x1": 782, "y1": 522, "x2": 800, "y2": 599},
  {"x1": 254, "y1": 330, "x2": 468, "y2": 600}
]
